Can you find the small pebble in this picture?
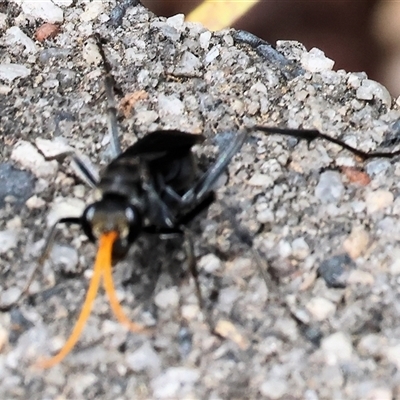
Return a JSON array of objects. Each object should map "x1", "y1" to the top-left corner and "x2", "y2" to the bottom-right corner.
[
  {"x1": 199, "y1": 31, "x2": 212, "y2": 49},
  {"x1": 0, "y1": 325, "x2": 8, "y2": 352},
  {"x1": 260, "y1": 379, "x2": 288, "y2": 399},
  {"x1": 0, "y1": 287, "x2": 22, "y2": 307},
  {"x1": 0, "y1": 13, "x2": 6, "y2": 30},
  {"x1": 321, "y1": 332, "x2": 353, "y2": 364},
  {"x1": 158, "y1": 94, "x2": 184, "y2": 117},
  {"x1": 347, "y1": 269, "x2": 374, "y2": 285},
  {"x1": 291, "y1": 237, "x2": 310, "y2": 260},
  {"x1": 5, "y1": 26, "x2": 37, "y2": 54},
  {"x1": 356, "y1": 79, "x2": 392, "y2": 107},
  {"x1": 365, "y1": 189, "x2": 394, "y2": 213},
  {"x1": 83, "y1": 40, "x2": 102, "y2": 65},
  {"x1": 174, "y1": 51, "x2": 202, "y2": 75},
  {"x1": 11, "y1": 141, "x2": 58, "y2": 178},
  {"x1": 0, "y1": 163, "x2": 35, "y2": 208},
  {"x1": 214, "y1": 319, "x2": 249, "y2": 350},
  {"x1": 301, "y1": 48, "x2": 335, "y2": 72},
  {"x1": 50, "y1": 244, "x2": 79, "y2": 273},
  {"x1": 154, "y1": 287, "x2": 180, "y2": 310},
  {"x1": 166, "y1": 14, "x2": 185, "y2": 31},
  {"x1": 366, "y1": 388, "x2": 392, "y2": 400},
  {"x1": 341, "y1": 167, "x2": 371, "y2": 185},
  {"x1": 151, "y1": 367, "x2": 199, "y2": 399},
  {"x1": 35, "y1": 23, "x2": 60, "y2": 42},
  {"x1": 247, "y1": 173, "x2": 274, "y2": 187},
  {"x1": 365, "y1": 159, "x2": 391, "y2": 176},
  {"x1": 318, "y1": 254, "x2": 355, "y2": 288},
  {"x1": 385, "y1": 344, "x2": 400, "y2": 369},
  {"x1": 19, "y1": 0, "x2": 64, "y2": 23},
  {"x1": 343, "y1": 226, "x2": 370, "y2": 259},
  {"x1": 357, "y1": 333, "x2": 386, "y2": 357},
  {"x1": 0, "y1": 64, "x2": 31, "y2": 82},
  {"x1": 126, "y1": 342, "x2": 161, "y2": 375},
  {"x1": 198, "y1": 253, "x2": 221, "y2": 273},
  {"x1": 0, "y1": 230, "x2": 18, "y2": 253},
  {"x1": 315, "y1": 171, "x2": 344, "y2": 204},
  {"x1": 80, "y1": 1, "x2": 105, "y2": 22},
  {"x1": 46, "y1": 197, "x2": 85, "y2": 227},
  {"x1": 205, "y1": 46, "x2": 220, "y2": 63},
  {"x1": 306, "y1": 297, "x2": 336, "y2": 321},
  {"x1": 35, "y1": 137, "x2": 72, "y2": 159},
  {"x1": 25, "y1": 195, "x2": 46, "y2": 210}
]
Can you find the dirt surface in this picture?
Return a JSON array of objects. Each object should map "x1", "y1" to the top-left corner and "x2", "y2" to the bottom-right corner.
[{"x1": 1, "y1": 1, "x2": 400, "y2": 399}]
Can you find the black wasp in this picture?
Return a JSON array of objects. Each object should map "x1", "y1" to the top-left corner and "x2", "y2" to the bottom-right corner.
[{"x1": 26, "y1": 35, "x2": 400, "y2": 368}]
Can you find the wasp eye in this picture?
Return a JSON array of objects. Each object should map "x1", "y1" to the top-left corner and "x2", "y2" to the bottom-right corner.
[
  {"x1": 82, "y1": 203, "x2": 97, "y2": 242},
  {"x1": 126, "y1": 205, "x2": 142, "y2": 243}
]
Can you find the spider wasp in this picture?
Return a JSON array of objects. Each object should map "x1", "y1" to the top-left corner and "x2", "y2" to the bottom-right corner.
[{"x1": 26, "y1": 35, "x2": 400, "y2": 368}]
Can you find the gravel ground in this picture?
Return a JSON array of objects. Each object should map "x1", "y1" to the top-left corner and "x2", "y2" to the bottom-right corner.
[{"x1": 2, "y1": 1, "x2": 400, "y2": 399}]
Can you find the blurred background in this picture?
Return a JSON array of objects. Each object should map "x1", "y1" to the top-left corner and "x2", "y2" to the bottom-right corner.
[{"x1": 143, "y1": 0, "x2": 400, "y2": 97}]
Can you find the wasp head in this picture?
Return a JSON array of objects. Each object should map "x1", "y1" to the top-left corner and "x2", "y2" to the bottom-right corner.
[{"x1": 82, "y1": 194, "x2": 142, "y2": 260}]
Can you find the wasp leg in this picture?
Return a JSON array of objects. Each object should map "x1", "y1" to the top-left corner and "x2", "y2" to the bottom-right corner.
[
  {"x1": 19, "y1": 217, "x2": 82, "y2": 302},
  {"x1": 93, "y1": 34, "x2": 122, "y2": 158},
  {"x1": 182, "y1": 130, "x2": 248, "y2": 204},
  {"x1": 71, "y1": 154, "x2": 99, "y2": 188},
  {"x1": 254, "y1": 126, "x2": 400, "y2": 160}
]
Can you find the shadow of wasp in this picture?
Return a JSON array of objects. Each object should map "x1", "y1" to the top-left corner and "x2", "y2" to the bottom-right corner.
[{"x1": 23, "y1": 35, "x2": 400, "y2": 368}]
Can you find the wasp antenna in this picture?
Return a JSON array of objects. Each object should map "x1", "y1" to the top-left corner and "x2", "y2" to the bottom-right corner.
[
  {"x1": 102, "y1": 233, "x2": 148, "y2": 333},
  {"x1": 93, "y1": 34, "x2": 122, "y2": 158},
  {"x1": 34, "y1": 231, "x2": 115, "y2": 368}
]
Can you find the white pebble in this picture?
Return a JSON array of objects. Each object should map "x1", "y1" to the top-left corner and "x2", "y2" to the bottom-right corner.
[
  {"x1": 11, "y1": 141, "x2": 58, "y2": 178},
  {"x1": 154, "y1": 287, "x2": 180, "y2": 310},
  {"x1": 0, "y1": 230, "x2": 18, "y2": 253},
  {"x1": 385, "y1": 344, "x2": 400, "y2": 369},
  {"x1": 0, "y1": 64, "x2": 31, "y2": 82},
  {"x1": 199, "y1": 31, "x2": 212, "y2": 49},
  {"x1": 25, "y1": 195, "x2": 46, "y2": 209},
  {"x1": 174, "y1": 51, "x2": 202, "y2": 75},
  {"x1": 83, "y1": 41, "x2": 102, "y2": 65},
  {"x1": 50, "y1": 244, "x2": 79, "y2": 272},
  {"x1": 204, "y1": 46, "x2": 220, "y2": 63},
  {"x1": 5, "y1": 26, "x2": 37, "y2": 54},
  {"x1": 15, "y1": 0, "x2": 64, "y2": 23},
  {"x1": 260, "y1": 379, "x2": 288, "y2": 399},
  {"x1": 365, "y1": 189, "x2": 394, "y2": 214},
  {"x1": 0, "y1": 287, "x2": 22, "y2": 306},
  {"x1": 166, "y1": 14, "x2": 185, "y2": 31},
  {"x1": 35, "y1": 137, "x2": 72, "y2": 159},
  {"x1": 306, "y1": 297, "x2": 336, "y2": 321},
  {"x1": 278, "y1": 240, "x2": 292, "y2": 258},
  {"x1": 248, "y1": 173, "x2": 274, "y2": 187},
  {"x1": 158, "y1": 93, "x2": 184, "y2": 117},
  {"x1": 151, "y1": 367, "x2": 199, "y2": 399},
  {"x1": 321, "y1": 332, "x2": 353, "y2": 364},
  {"x1": 0, "y1": 13, "x2": 6, "y2": 30},
  {"x1": 52, "y1": 0, "x2": 73, "y2": 5},
  {"x1": 356, "y1": 79, "x2": 392, "y2": 107},
  {"x1": 291, "y1": 237, "x2": 310, "y2": 260},
  {"x1": 80, "y1": 1, "x2": 104, "y2": 22},
  {"x1": 315, "y1": 171, "x2": 344, "y2": 204},
  {"x1": 301, "y1": 48, "x2": 335, "y2": 73},
  {"x1": 46, "y1": 197, "x2": 85, "y2": 227},
  {"x1": 198, "y1": 253, "x2": 222, "y2": 273},
  {"x1": 126, "y1": 342, "x2": 161, "y2": 375}
]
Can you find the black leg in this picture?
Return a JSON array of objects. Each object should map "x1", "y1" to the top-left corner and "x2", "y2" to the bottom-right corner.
[
  {"x1": 182, "y1": 131, "x2": 247, "y2": 204},
  {"x1": 254, "y1": 125, "x2": 400, "y2": 160},
  {"x1": 19, "y1": 217, "x2": 82, "y2": 303}
]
